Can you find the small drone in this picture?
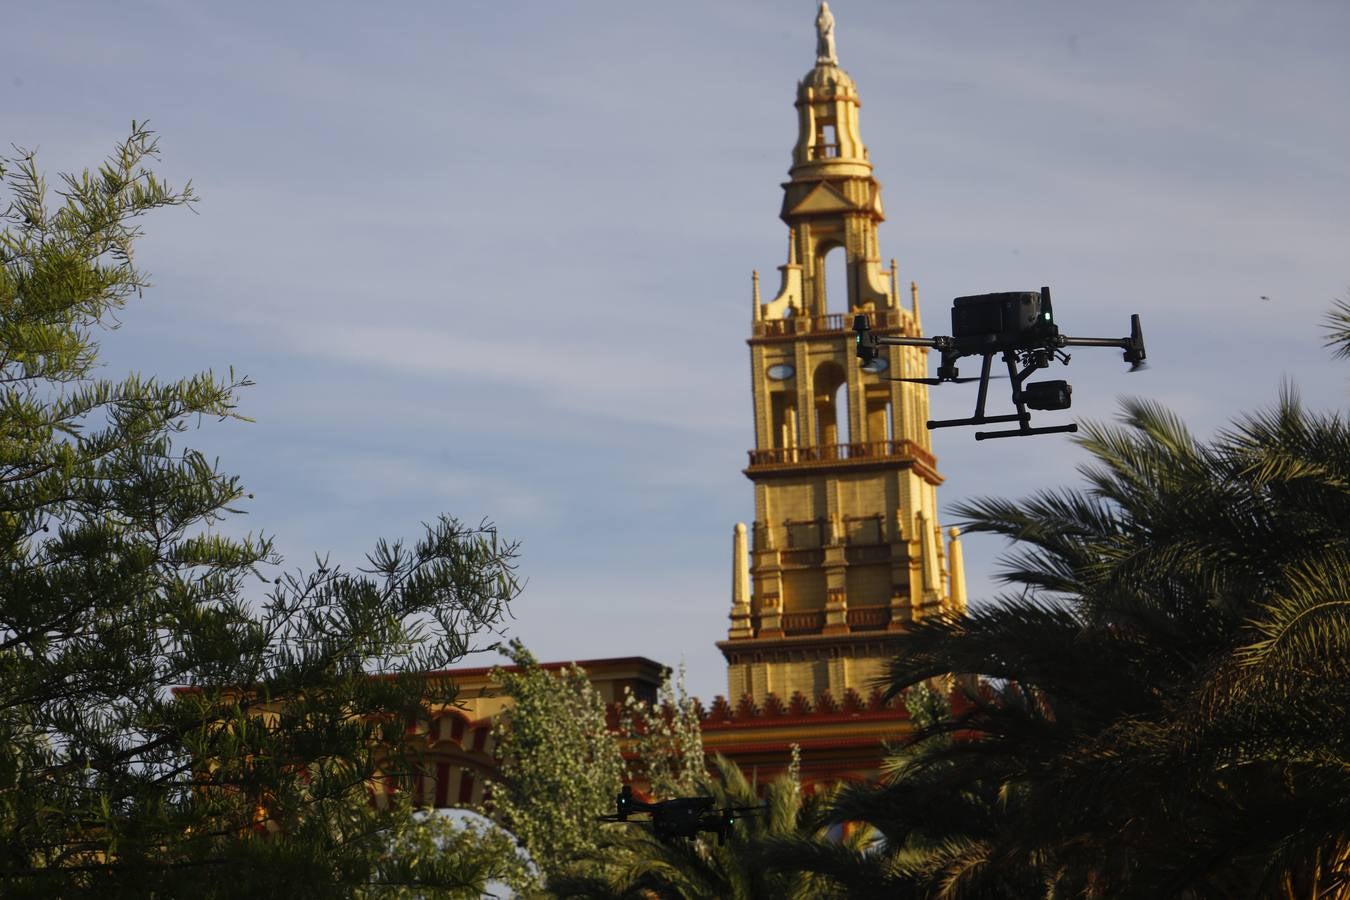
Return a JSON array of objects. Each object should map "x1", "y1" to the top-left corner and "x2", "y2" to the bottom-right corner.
[
  {"x1": 596, "y1": 785, "x2": 762, "y2": 845},
  {"x1": 854, "y1": 286, "x2": 1146, "y2": 440}
]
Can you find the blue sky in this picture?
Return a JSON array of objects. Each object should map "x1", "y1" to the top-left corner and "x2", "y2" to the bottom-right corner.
[{"x1": 5, "y1": 0, "x2": 1347, "y2": 702}]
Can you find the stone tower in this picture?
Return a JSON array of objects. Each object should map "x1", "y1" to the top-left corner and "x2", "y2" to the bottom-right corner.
[{"x1": 719, "y1": 3, "x2": 967, "y2": 703}]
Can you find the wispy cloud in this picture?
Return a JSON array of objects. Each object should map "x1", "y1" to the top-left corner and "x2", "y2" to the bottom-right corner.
[{"x1": 6, "y1": 0, "x2": 1348, "y2": 702}]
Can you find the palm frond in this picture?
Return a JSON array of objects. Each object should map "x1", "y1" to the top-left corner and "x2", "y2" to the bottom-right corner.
[
  {"x1": 1239, "y1": 558, "x2": 1350, "y2": 668},
  {"x1": 1322, "y1": 293, "x2": 1350, "y2": 359}
]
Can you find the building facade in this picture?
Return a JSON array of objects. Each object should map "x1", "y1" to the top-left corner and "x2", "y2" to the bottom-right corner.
[{"x1": 401, "y1": 657, "x2": 666, "y2": 809}]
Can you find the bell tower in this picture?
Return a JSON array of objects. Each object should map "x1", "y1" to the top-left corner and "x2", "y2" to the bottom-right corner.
[{"x1": 719, "y1": 3, "x2": 967, "y2": 703}]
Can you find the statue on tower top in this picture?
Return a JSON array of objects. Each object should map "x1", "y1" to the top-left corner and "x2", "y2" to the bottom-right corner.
[{"x1": 815, "y1": 2, "x2": 838, "y2": 65}]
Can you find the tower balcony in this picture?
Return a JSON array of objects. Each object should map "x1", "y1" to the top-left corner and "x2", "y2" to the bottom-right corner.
[
  {"x1": 753, "y1": 514, "x2": 886, "y2": 551},
  {"x1": 745, "y1": 438, "x2": 940, "y2": 483},
  {"x1": 778, "y1": 606, "x2": 890, "y2": 635},
  {"x1": 751, "y1": 307, "x2": 906, "y2": 340}
]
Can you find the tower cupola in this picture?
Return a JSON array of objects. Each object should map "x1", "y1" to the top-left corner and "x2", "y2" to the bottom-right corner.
[{"x1": 791, "y1": 3, "x2": 872, "y2": 181}]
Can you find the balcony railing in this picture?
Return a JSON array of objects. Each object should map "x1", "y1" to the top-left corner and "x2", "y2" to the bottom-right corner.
[
  {"x1": 784, "y1": 518, "x2": 822, "y2": 549},
  {"x1": 748, "y1": 439, "x2": 918, "y2": 469},
  {"x1": 765, "y1": 607, "x2": 889, "y2": 636},
  {"x1": 782, "y1": 611, "x2": 825, "y2": 635},
  {"x1": 754, "y1": 514, "x2": 892, "y2": 552},
  {"x1": 844, "y1": 514, "x2": 883, "y2": 545},
  {"x1": 752, "y1": 307, "x2": 903, "y2": 339},
  {"x1": 846, "y1": 606, "x2": 890, "y2": 631},
  {"x1": 809, "y1": 143, "x2": 841, "y2": 159},
  {"x1": 780, "y1": 548, "x2": 825, "y2": 566}
]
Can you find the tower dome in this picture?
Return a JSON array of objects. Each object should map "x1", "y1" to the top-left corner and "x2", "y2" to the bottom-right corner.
[{"x1": 799, "y1": 62, "x2": 857, "y2": 92}]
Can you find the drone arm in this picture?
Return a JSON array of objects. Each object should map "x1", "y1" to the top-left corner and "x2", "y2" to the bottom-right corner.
[
  {"x1": 1059, "y1": 335, "x2": 1130, "y2": 349},
  {"x1": 873, "y1": 334, "x2": 948, "y2": 349},
  {"x1": 1059, "y1": 313, "x2": 1146, "y2": 368}
]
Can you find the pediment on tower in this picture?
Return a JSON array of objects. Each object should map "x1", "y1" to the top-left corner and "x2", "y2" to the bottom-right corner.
[{"x1": 788, "y1": 181, "x2": 856, "y2": 216}]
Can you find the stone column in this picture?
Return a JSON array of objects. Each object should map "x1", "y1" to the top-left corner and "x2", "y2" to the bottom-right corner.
[{"x1": 729, "y1": 523, "x2": 754, "y2": 639}]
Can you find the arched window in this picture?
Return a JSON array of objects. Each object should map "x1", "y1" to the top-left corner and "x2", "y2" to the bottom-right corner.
[
  {"x1": 821, "y1": 244, "x2": 848, "y2": 313},
  {"x1": 813, "y1": 360, "x2": 849, "y2": 450},
  {"x1": 770, "y1": 390, "x2": 798, "y2": 449}
]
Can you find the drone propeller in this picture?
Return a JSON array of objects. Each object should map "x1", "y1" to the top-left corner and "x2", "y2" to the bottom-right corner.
[
  {"x1": 1123, "y1": 314, "x2": 1147, "y2": 371},
  {"x1": 888, "y1": 375, "x2": 1007, "y2": 385}
]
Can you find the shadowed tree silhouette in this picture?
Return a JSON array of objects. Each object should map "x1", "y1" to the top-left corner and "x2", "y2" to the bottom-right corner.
[
  {"x1": 872, "y1": 394, "x2": 1349, "y2": 897},
  {"x1": 758, "y1": 382, "x2": 1347, "y2": 898}
]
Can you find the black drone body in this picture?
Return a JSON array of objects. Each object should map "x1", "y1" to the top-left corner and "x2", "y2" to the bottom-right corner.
[
  {"x1": 854, "y1": 287, "x2": 1146, "y2": 440},
  {"x1": 596, "y1": 785, "x2": 762, "y2": 845}
]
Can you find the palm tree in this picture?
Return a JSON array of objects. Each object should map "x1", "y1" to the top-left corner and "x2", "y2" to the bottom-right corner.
[
  {"x1": 881, "y1": 394, "x2": 1348, "y2": 897},
  {"x1": 757, "y1": 683, "x2": 1046, "y2": 899},
  {"x1": 771, "y1": 391, "x2": 1348, "y2": 898}
]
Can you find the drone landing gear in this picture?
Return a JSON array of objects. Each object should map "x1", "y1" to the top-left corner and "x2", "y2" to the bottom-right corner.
[
  {"x1": 976, "y1": 422, "x2": 1078, "y2": 441},
  {"x1": 927, "y1": 412, "x2": 1024, "y2": 429},
  {"x1": 927, "y1": 414, "x2": 1077, "y2": 439},
  {"x1": 922, "y1": 349, "x2": 1081, "y2": 440}
]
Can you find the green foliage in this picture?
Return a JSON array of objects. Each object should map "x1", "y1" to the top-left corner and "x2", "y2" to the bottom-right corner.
[
  {"x1": 0, "y1": 126, "x2": 522, "y2": 896},
  {"x1": 619, "y1": 663, "x2": 708, "y2": 798},
  {"x1": 482, "y1": 653, "x2": 839, "y2": 898},
  {"x1": 484, "y1": 640, "x2": 626, "y2": 888},
  {"x1": 901, "y1": 681, "x2": 949, "y2": 732},
  {"x1": 355, "y1": 804, "x2": 532, "y2": 900}
]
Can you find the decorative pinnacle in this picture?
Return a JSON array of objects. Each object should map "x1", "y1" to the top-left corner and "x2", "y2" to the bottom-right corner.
[{"x1": 815, "y1": 2, "x2": 837, "y2": 65}]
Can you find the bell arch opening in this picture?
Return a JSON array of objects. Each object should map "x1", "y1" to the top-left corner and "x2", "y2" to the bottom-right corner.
[
  {"x1": 770, "y1": 390, "x2": 799, "y2": 449},
  {"x1": 865, "y1": 388, "x2": 893, "y2": 444},
  {"x1": 813, "y1": 360, "x2": 849, "y2": 450},
  {"x1": 818, "y1": 243, "x2": 848, "y2": 314}
]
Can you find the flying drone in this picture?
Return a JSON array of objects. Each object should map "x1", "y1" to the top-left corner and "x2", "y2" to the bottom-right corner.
[
  {"x1": 854, "y1": 286, "x2": 1146, "y2": 440},
  {"x1": 596, "y1": 785, "x2": 763, "y2": 845}
]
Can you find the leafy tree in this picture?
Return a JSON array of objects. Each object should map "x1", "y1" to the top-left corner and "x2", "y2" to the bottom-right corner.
[
  {"x1": 482, "y1": 640, "x2": 626, "y2": 889},
  {"x1": 619, "y1": 662, "x2": 708, "y2": 798},
  {"x1": 355, "y1": 803, "x2": 532, "y2": 899},
  {"x1": 0, "y1": 126, "x2": 522, "y2": 896},
  {"x1": 479, "y1": 650, "x2": 837, "y2": 898}
]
